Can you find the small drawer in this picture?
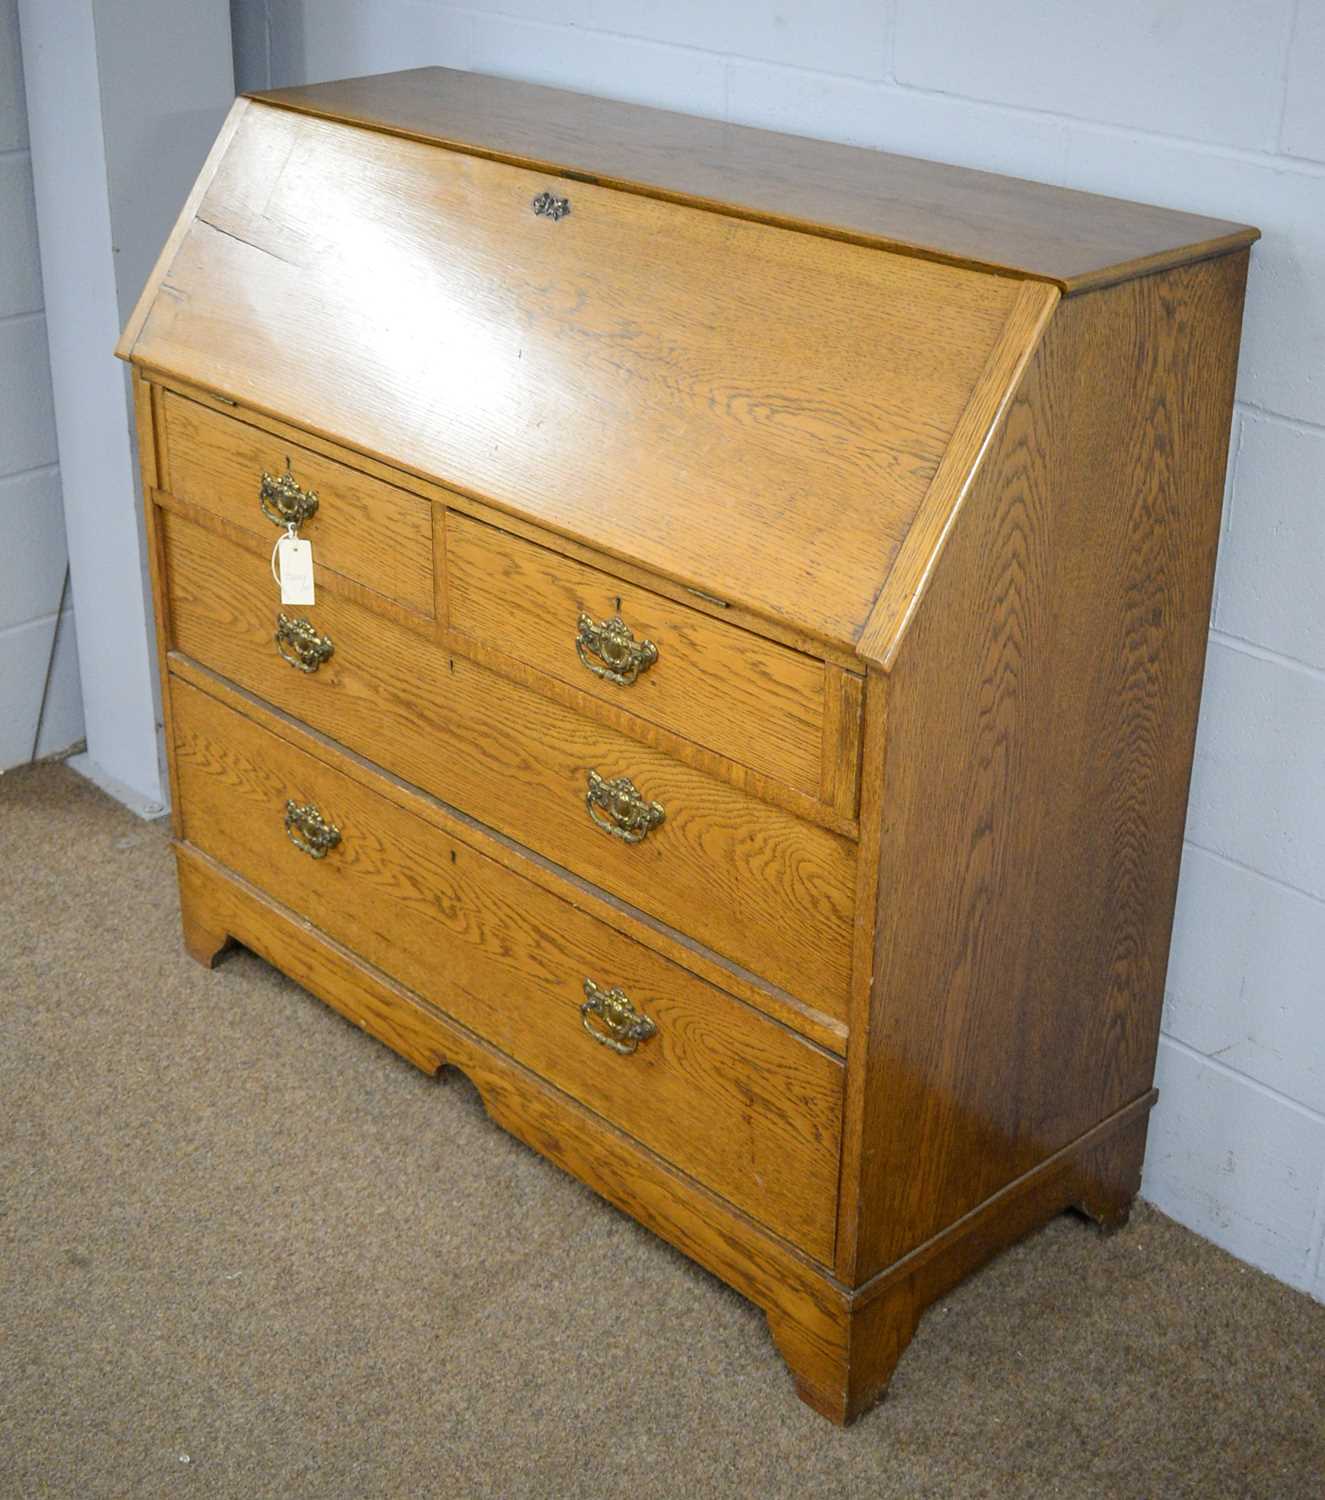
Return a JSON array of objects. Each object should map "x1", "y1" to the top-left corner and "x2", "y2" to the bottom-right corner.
[
  {"x1": 159, "y1": 390, "x2": 435, "y2": 616},
  {"x1": 446, "y1": 511, "x2": 842, "y2": 802},
  {"x1": 160, "y1": 511, "x2": 856, "y2": 1017},
  {"x1": 171, "y1": 674, "x2": 844, "y2": 1263}
]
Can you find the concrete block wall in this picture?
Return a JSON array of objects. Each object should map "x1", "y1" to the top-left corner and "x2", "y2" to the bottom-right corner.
[
  {"x1": 230, "y1": 0, "x2": 1325, "y2": 1302},
  {"x1": 0, "y1": 0, "x2": 82, "y2": 771}
]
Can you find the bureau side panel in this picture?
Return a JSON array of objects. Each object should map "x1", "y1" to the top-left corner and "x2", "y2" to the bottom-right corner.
[{"x1": 850, "y1": 252, "x2": 1249, "y2": 1278}]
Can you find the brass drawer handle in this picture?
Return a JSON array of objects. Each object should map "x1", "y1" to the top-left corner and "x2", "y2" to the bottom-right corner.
[
  {"x1": 576, "y1": 612, "x2": 658, "y2": 686},
  {"x1": 581, "y1": 978, "x2": 656, "y2": 1056},
  {"x1": 260, "y1": 460, "x2": 319, "y2": 527},
  {"x1": 274, "y1": 613, "x2": 334, "y2": 673},
  {"x1": 585, "y1": 770, "x2": 664, "y2": 844},
  {"x1": 284, "y1": 799, "x2": 341, "y2": 859},
  {"x1": 531, "y1": 190, "x2": 571, "y2": 221}
]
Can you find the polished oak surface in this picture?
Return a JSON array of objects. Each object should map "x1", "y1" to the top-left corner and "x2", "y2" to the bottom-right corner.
[
  {"x1": 122, "y1": 98, "x2": 1020, "y2": 654},
  {"x1": 173, "y1": 674, "x2": 844, "y2": 1262},
  {"x1": 121, "y1": 70, "x2": 1254, "y2": 1427},
  {"x1": 446, "y1": 510, "x2": 842, "y2": 801},
  {"x1": 160, "y1": 510, "x2": 857, "y2": 1015},
  {"x1": 162, "y1": 390, "x2": 435, "y2": 618},
  {"x1": 252, "y1": 67, "x2": 1257, "y2": 295},
  {"x1": 846, "y1": 253, "x2": 1249, "y2": 1279},
  {"x1": 168, "y1": 649, "x2": 851, "y2": 1059}
]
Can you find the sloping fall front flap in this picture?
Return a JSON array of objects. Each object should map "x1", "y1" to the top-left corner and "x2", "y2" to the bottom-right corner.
[{"x1": 120, "y1": 94, "x2": 1056, "y2": 663}]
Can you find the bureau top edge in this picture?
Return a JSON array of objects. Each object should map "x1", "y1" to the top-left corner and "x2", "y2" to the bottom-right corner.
[{"x1": 250, "y1": 65, "x2": 1258, "y2": 297}]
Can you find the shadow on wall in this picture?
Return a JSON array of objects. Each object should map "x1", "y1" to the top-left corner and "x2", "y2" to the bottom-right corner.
[{"x1": 232, "y1": 0, "x2": 480, "y2": 94}]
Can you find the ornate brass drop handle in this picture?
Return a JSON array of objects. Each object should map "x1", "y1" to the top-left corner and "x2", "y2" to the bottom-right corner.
[
  {"x1": 259, "y1": 460, "x2": 319, "y2": 528},
  {"x1": 585, "y1": 770, "x2": 665, "y2": 844},
  {"x1": 581, "y1": 978, "x2": 656, "y2": 1056},
  {"x1": 575, "y1": 612, "x2": 658, "y2": 686},
  {"x1": 284, "y1": 799, "x2": 341, "y2": 859},
  {"x1": 274, "y1": 613, "x2": 334, "y2": 673}
]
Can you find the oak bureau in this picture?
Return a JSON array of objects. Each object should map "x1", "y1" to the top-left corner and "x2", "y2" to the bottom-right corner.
[{"x1": 118, "y1": 67, "x2": 1257, "y2": 1424}]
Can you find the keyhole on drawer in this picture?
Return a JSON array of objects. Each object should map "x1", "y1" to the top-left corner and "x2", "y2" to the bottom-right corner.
[
  {"x1": 450, "y1": 850, "x2": 456, "y2": 864},
  {"x1": 615, "y1": 596, "x2": 622, "y2": 611}
]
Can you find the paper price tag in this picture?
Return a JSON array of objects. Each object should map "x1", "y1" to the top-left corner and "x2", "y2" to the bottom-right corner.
[{"x1": 277, "y1": 536, "x2": 315, "y2": 605}]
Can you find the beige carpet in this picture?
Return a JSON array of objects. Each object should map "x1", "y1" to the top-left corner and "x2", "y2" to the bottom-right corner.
[{"x1": 2, "y1": 759, "x2": 1323, "y2": 1499}]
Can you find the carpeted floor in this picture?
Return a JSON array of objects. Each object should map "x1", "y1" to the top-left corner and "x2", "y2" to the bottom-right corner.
[{"x1": 2, "y1": 759, "x2": 1323, "y2": 1499}]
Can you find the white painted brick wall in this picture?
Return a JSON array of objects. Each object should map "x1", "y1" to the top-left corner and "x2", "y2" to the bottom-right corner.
[
  {"x1": 894, "y1": 2, "x2": 1297, "y2": 151},
  {"x1": 1146, "y1": 1038, "x2": 1325, "y2": 1283},
  {"x1": 231, "y1": 0, "x2": 1325, "y2": 1301},
  {"x1": 1282, "y1": 3, "x2": 1325, "y2": 164},
  {"x1": 0, "y1": 0, "x2": 81, "y2": 772},
  {"x1": 471, "y1": 15, "x2": 726, "y2": 114},
  {"x1": 1215, "y1": 416, "x2": 1325, "y2": 671},
  {"x1": 1188, "y1": 643, "x2": 1325, "y2": 904}
]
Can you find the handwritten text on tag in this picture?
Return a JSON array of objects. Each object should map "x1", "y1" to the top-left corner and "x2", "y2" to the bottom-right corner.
[{"x1": 277, "y1": 536, "x2": 315, "y2": 606}]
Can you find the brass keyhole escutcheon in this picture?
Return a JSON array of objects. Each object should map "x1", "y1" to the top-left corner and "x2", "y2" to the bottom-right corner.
[{"x1": 531, "y1": 190, "x2": 571, "y2": 221}]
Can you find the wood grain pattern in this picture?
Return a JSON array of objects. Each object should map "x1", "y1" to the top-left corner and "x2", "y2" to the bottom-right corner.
[
  {"x1": 251, "y1": 68, "x2": 1257, "y2": 295},
  {"x1": 145, "y1": 370, "x2": 864, "y2": 667},
  {"x1": 858, "y1": 277, "x2": 1060, "y2": 668},
  {"x1": 127, "y1": 99, "x2": 1019, "y2": 653},
  {"x1": 818, "y1": 667, "x2": 864, "y2": 820},
  {"x1": 172, "y1": 674, "x2": 843, "y2": 1260},
  {"x1": 435, "y1": 626, "x2": 859, "y2": 838},
  {"x1": 176, "y1": 834, "x2": 1154, "y2": 1426},
  {"x1": 161, "y1": 389, "x2": 435, "y2": 617},
  {"x1": 848, "y1": 252, "x2": 1249, "y2": 1278},
  {"x1": 168, "y1": 650, "x2": 848, "y2": 1055},
  {"x1": 833, "y1": 670, "x2": 889, "y2": 1285},
  {"x1": 160, "y1": 509, "x2": 857, "y2": 1013},
  {"x1": 775, "y1": 1092, "x2": 1155, "y2": 1423},
  {"x1": 153, "y1": 487, "x2": 436, "y2": 641},
  {"x1": 175, "y1": 841, "x2": 853, "y2": 1372},
  {"x1": 446, "y1": 510, "x2": 839, "y2": 801},
  {"x1": 124, "y1": 88, "x2": 1257, "y2": 1423}
]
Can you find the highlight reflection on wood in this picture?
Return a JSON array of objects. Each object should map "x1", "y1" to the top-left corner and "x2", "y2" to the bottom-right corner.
[{"x1": 121, "y1": 67, "x2": 1256, "y2": 1425}]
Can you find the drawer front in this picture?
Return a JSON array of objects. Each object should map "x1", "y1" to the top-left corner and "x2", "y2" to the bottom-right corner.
[
  {"x1": 161, "y1": 511, "x2": 855, "y2": 1016},
  {"x1": 172, "y1": 674, "x2": 844, "y2": 1263},
  {"x1": 160, "y1": 390, "x2": 435, "y2": 617},
  {"x1": 446, "y1": 511, "x2": 841, "y2": 801}
]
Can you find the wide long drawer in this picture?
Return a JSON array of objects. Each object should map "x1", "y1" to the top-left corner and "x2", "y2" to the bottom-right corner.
[
  {"x1": 171, "y1": 673, "x2": 844, "y2": 1263},
  {"x1": 159, "y1": 509, "x2": 855, "y2": 1016}
]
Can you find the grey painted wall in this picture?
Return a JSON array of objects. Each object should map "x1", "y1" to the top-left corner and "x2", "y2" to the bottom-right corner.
[
  {"x1": 0, "y1": 0, "x2": 82, "y2": 772},
  {"x1": 229, "y1": 0, "x2": 1325, "y2": 1303},
  {"x1": 19, "y1": 0, "x2": 233, "y2": 809}
]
